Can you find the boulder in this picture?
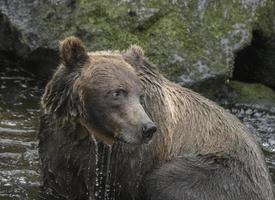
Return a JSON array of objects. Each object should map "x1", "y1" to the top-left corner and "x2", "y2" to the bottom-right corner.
[
  {"x1": 0, "y1": 0, "x2": 274, "y2": 89},
  {"x1": 227, "y1": 80, "x2": 275, "y2": 105}
]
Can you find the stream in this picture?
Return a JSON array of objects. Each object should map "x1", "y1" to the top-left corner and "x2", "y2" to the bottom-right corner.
[{"x1": 0, "y1": 66, "x2": 275, "y2": 199}]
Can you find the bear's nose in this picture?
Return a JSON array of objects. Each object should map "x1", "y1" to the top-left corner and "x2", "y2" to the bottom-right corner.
[{"x1": 142, "y1": 122, "x2": 157, "y2": 140}]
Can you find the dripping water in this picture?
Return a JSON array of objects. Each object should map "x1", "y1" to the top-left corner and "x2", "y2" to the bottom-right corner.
[
  {"x1": 89, "y1": 138, "x2": 121, "y2": 200},
  {"x1": 103, "y1": 145, "x2": 112, "y2": 200},
  {"x1": 98, "y1": 142, "x2": 105, "y2": 199},
  {"x1": 110, "y1": 143, "x2": 122, "y2": 200},
  {"x1": 88, "y1": 134, "x2": 98, "y2": 200}
]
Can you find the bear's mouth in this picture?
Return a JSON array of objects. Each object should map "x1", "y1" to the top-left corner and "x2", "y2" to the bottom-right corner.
[
  {"x1": 115, "y1": 133, "x2": 153, "y2": 145},
  {"x1": 115, "y1": 138, "x2": 145, "y2": 146},
  {"x1": 80, "y1": 120, "x2": 154, "y2": 145},
  {"x1": 80, "y1": 119, "x2": 115, "y2": 145}
]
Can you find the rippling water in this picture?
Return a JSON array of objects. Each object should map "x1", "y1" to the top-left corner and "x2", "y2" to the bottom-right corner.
[
  {"x1": 0, "y1": 66, "x2": 275, "y2": 199},
  {"x1": 0, "y1": 66, "x2": 42, "y2": 200}
]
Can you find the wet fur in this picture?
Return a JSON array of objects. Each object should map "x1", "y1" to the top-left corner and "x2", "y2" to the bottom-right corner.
[
  {"x1": 39, "y1": 37, "x2": 274, "y2": 199},
  {"x1": 144, "y1": 155, "x2": 265, "y2": 200}
]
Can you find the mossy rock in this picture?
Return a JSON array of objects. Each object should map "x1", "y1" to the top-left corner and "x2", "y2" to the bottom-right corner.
[
  {"x1": 229, "y1": 81, "x2": 275, "y2": 104},
  {"x1": 0, "y1": 0, "x2": 274, "y2": 89}
]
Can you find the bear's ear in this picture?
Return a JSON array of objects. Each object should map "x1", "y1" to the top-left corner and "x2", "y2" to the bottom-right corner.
[
  {"x1": 123, "y1": 45, "x2": 145, "y2": 67},
  {"x1": 59, "y1": 36, "x2": 89, "y2": 69},
  {"x1": 126, "y1": 45, "x2": 144, "y2": 62}
]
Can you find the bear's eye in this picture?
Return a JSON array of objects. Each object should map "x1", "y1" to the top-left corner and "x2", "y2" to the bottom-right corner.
[{"x1": 112, "y1": 89, "x2": 127, "y2": 98}]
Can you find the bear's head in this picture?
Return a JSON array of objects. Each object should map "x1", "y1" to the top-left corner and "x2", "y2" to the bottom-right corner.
[{"x1": 43, "y1": 37, "x2": 157, "y2": 145}]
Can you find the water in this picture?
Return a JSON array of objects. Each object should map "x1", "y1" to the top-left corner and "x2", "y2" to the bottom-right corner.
[
  {"x1": 0, "y1": 65, "x2": 275, "y2": 199},
  {"x1": 0, "y1": 65, "x2": 42, "y2": 200},
  {"x1": 92, "y1": 142, "x2": 114, "y2": 200}
]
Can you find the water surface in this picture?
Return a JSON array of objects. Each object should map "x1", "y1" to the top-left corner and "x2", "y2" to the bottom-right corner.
[{"x1": 0, "y1": 66, "x2": 42, "y2": 200}]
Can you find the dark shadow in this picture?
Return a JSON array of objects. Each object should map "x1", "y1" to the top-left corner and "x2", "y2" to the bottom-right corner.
[
  {"x1": 232, "y1": 30, "x2": 275, "y2": 90},
  {"x1": 25, "y1": 47, "x2": 59, "y2": 81},
  {"x1": 0, "y1": 48, "x2": 59, "y2": 83}
]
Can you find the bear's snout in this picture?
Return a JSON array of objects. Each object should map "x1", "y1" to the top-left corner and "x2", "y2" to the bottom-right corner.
[{"x1": 142, "y1": 122, "x2": 157, "y2": 142}]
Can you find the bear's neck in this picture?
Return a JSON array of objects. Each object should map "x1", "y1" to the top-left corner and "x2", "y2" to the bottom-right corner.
[{"x1": 137, "y1": 65, "x2": 265, "y2": 166}]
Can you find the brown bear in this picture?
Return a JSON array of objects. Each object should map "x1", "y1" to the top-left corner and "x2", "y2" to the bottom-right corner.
[{"x1": 39, "y1": 36, "x2": 274, "y2": 200}]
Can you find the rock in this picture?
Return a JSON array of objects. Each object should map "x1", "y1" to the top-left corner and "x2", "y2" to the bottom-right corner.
[
  {"x1": 227, "y1": 81, "x2": 275, "y2": 105},
  {"x1": 0, "y1": 0, "x2": 274, "y2": 89}
]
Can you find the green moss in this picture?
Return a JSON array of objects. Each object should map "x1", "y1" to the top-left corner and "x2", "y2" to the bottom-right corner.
[
  {"x1": 137, "y1": 0, "x2": 260, "y2": 80},
  {"x1": 254, "y1": 0, "x2": 275, "y2": 36},
  {"x1": 229, "y1": 81, "x2": 275, "y2": 103},
  {"x1": 31, "y1": 0, "x2": 275, "y2": 91}
]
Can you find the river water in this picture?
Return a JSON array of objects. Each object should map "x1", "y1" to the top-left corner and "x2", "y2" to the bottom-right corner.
[{"x1": 0, "y1": 66, "x2": 275, "y2": 199}]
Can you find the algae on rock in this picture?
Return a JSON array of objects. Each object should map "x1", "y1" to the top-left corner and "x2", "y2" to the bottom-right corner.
[
  {"x1": 228, "y1": 81, "x2": 275, "y2": 105},
  {"x1": 0, "y1": 0, "x2": 274, "y2": 90}
]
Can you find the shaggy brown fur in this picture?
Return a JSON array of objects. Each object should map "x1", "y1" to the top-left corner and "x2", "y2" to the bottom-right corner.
[{"x1": 39, "y1": 37, "x2": 274, "y2": 200}]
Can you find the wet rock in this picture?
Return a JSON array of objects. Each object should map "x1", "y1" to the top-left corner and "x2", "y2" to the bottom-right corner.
[
  {"x1": 227, "y1": 103, "x2": 275, "y2": 153},
  {"x1": 0, "y1": 0, "x2": 274, "y2": 87}
]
